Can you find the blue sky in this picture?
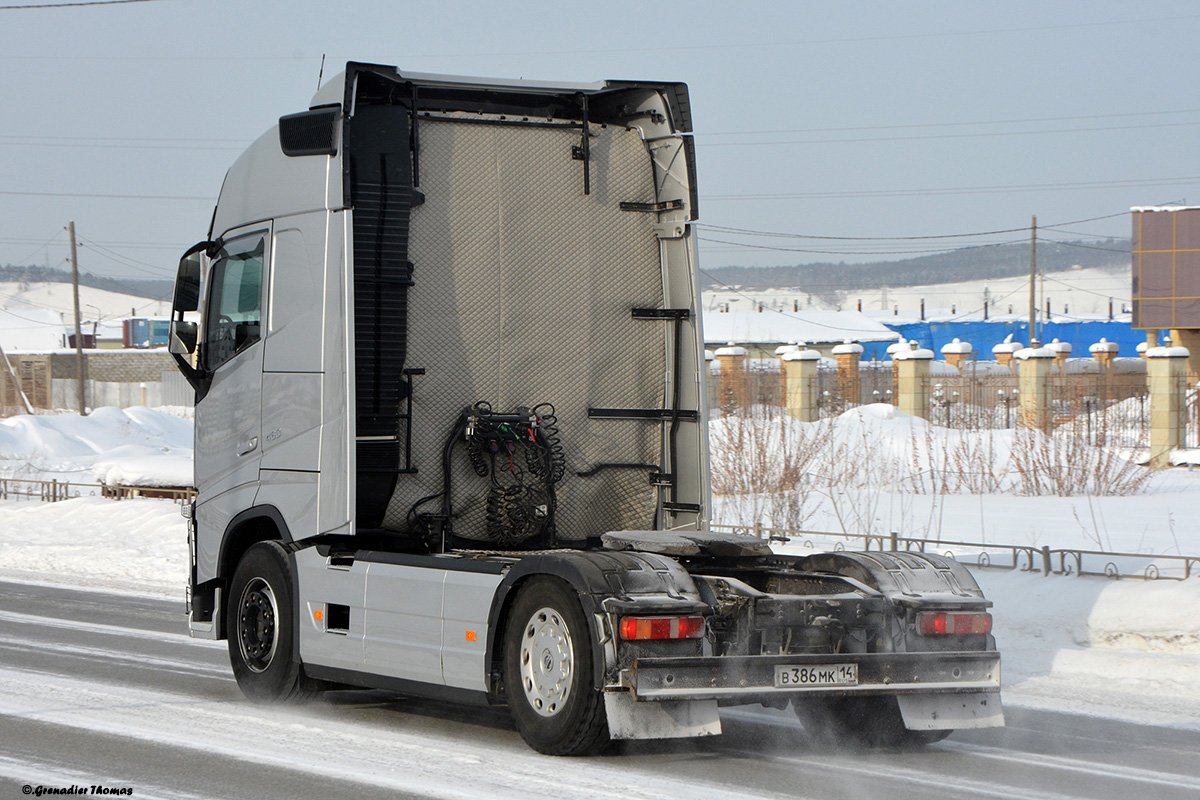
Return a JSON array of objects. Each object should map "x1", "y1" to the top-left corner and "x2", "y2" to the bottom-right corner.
[{"x1": 1, "y1": 0, "x2": 1197, "y2": 286}]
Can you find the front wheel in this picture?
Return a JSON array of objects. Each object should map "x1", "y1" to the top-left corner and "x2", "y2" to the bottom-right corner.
[
  {"x1": 503, "y1": 578, "x2": 609, "y2": 756},
  {"x1": 226, "y1": 541, "x2": 323, "y2": 703},
  {"x1": 793, "y1": 696, "x2": 952, "y2": 750}
]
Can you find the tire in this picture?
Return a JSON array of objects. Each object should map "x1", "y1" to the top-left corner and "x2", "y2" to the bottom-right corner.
[
  {"x1": 226, "y1": 541, "x2": 323, "y2": 703},
  {"x1": 503, "y1": 578, "x2": 610, "y2": 756},
  {"x1": 793, "y1": 695, "x2": 952, "y2": 750}
]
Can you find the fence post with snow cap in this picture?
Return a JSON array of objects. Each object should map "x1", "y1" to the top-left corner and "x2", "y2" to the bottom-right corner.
[
  {"x1": 993, "y1": 336, "x2": 1021, "y2": 372},
  {"x1": 1016, "y1": 346, "x2": 1055, "y2": 431},
  {"x1": 714, "y1": 344, "x2": 748, "y2": 411},
  {"x1": 1046, "y1": 339, "x2": 1071, "y2": 368},
  {"x1": 887, "y1": 339, "x2": 911, "y2": 401},
  {"x1": 1090, "y1": 338, "x2": 1119, "y2": 371},
  {"x1": 775, "y1": 343, "x2": 800, "y2": 406},
  {"x1": 893, "y1": 346, "x2": 933, "y2": 420},
  {"x1": 833, "y1": 339, "x2": 863, "y2": 406},
  {"x1": 940, "y1": 338, "x2": 973, "y2": 370},
  {"x1": 1147, "y1": 346, "x2": 1190, "y2": 469},
  {"x1": 782, "y1": 348, "x2": 821, "y2": 422}
]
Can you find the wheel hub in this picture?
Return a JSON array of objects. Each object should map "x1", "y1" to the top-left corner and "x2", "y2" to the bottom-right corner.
[
  {"x1": 519, "y1": 606, "x2": 573, "y2": 718},
  {"x1": 238, "y1": 578, "x2": 279, "y2": 673}
]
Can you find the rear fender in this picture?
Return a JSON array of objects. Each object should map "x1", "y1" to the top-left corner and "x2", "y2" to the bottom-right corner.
[
  {"x1": 800, "y1": 551, "x2": 996, "y2": 653},
  {"x1": 485, "y1": 549, "x2": 703, "y2": 693}
]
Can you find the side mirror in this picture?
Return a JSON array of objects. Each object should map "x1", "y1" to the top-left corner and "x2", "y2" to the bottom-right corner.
[
  {"x1": 169, "y1": 320, "x2": 198, "y2": 355},
  {"x1": 173, "y1": 250, "x2": 203, "y2": 313}
]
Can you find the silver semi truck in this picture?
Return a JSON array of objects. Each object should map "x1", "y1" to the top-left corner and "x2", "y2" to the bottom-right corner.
[{"x1": 168, "y1": 62, "x2": 1002, "y2": 755}]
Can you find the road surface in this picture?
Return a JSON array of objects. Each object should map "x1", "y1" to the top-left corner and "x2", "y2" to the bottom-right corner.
[{"x1": 0, "y1": 580, "x2": 1196, "y2": 800}]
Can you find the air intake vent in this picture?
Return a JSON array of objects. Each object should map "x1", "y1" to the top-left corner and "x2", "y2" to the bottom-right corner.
[{"x1": 279, "y1": 107, "x2": 339, "y2": 157}]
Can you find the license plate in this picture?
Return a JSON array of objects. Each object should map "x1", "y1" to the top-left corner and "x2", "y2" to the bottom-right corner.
[{"x1": 774, "y1": 663, "x2": 858, "y2": 688}]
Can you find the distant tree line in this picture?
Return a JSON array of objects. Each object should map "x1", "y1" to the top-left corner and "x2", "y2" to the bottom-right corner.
[
  {"x1": 700, "y1": 238, "x2": 1130, "y2": 303},
  {"x1": 0, "y1": 264, "x2": 174, "y2": 303}
]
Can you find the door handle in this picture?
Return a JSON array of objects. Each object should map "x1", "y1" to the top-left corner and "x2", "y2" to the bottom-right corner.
[{"x1": 237, "y1": 436, "x2": 258, "y2": 456}]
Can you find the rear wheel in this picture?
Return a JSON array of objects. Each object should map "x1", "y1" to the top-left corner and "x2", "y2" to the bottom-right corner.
[
  {"x1": 793, "y1": 696, "x2": 951, "y2": 749},
  {"x1": 503, "y1": 578, "x2": 609, "y2": 756},
  {"x1": 227, "y1": 541, "x2": 323, "y2": 703}
]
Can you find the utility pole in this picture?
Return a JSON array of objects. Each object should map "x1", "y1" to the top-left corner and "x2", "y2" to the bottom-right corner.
[
  {"x1": 1028, "y1": 215, "x2": 1038, "y2": 347},
  {"x1": 68, "y1": 221, "x2": 87, "y2": 416}
]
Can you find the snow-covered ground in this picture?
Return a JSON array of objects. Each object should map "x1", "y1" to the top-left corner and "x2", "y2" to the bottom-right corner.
[{"x1": 0, "y1": 406, "x2": 1197, "y2": 732}]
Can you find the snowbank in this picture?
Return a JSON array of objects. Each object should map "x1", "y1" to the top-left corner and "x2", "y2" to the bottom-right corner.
[
  {"x1": 977, "y1": 571, "x2": 1200, "y2": 730},
  {"x1": 0, "y1": 406, "x2": 192, "y2": 487},
  {"x1": 0, "y1": 496, "x2": 187, "y2": 598}
]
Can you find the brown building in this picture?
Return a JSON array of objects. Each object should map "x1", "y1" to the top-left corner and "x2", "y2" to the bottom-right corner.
[{"x1": 1131, "y1": 205, "x2": 1200, "y2": 374}]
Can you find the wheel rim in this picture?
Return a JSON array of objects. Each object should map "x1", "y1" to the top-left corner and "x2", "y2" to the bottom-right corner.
[
  {"x1": 237, "y1": 577, "x2": 279, "y2": 673},
  {"x1": 518, "y1": 606, "x2": 574, "y2": 717}
]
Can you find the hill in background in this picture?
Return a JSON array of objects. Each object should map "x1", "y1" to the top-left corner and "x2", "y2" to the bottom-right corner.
[
  {"x1": 0, "y1": 265, "x2": 173, "y2": 304},
  {"x1": 701, "y1": 238, "x2": 1129, "y2": 304}
]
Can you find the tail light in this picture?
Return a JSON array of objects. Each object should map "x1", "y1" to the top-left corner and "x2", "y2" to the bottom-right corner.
[
  {"x1": 917, "y1": 611, "x2": 992, "y2": 636},
  {"x1": 619, "y1": 616, "x2": 706, "y2": 640}
]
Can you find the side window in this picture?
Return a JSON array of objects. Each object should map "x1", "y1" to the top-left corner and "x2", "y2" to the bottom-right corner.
[{"x1": 203, "y1": 236, "x2": 265, "y2": 371}]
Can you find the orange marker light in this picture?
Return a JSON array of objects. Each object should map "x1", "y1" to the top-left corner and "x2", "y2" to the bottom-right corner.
[
  {"x1": 465, "y1": 630, "x2": 477, "y2": 642},
  {"x1": 314, "y1": 609, "x2": 324, "y2": 622}
]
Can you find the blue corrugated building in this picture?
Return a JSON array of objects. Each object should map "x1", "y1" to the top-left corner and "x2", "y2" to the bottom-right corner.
[{"x1": 859, "y1": 319, "x2": 1144, "y2": 362}]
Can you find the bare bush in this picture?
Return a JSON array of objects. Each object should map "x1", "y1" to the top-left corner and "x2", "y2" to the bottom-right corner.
[
  {"x1": 709, "y1": 405, "x2": 822, "y2": 530},
  {"x1": 1008, "y1": 426, "x2": 1153, "y2": 497}
]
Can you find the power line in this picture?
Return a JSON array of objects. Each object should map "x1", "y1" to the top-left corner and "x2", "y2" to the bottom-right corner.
[
  {"x1": 4, "y1": 229, "x2": 65, "y2": 265},
  {"x1": 697, "y1": 120, "x2": 1200, "y2": 148},
  {"x1": 0, "y1": 139, "x2": 247, "y2": 152},
  {"x1": 1037, "y1": 237, "x2": 1131, "y2": 254},
  {"x1": 700, "y1": 108, "x2": 1200, "y2": 138},
  {"x1": 698, "y1": 235, "x2": 1029, "y2": 256},
  {"x1": 706, "y1": 176, "x2": 1200, "y2": 202},
  {"x1": 0, "y1": 305, "x2": 66, "y2": 327},
  {"x1": 699, "y1": 223, "x2": 1029, "y2": 242},
  {"x1": 0, "y1": 190, "x2": 213, "y2": 201},
  {"x1": 76, "y1": 235, "x2": 173, "y2": 275},
  {"x1": 403, "y1": 13, "x2": 1200, "y2": 59},
  {"x1": 697, "y1": 268, "x2": 887, "y2": 333},
  {"x1": 697, "y1": 212, "x2": 1129, "y2": 246},
  {"x1": 0, "y1": 134, "x2": 250, "y2": 144},
  {"x1": 0, "y1": 237, "x2": 186, "y2": 251},
  {"x1": 0, "y1": 0, "x2": 163, "y2": 8}
]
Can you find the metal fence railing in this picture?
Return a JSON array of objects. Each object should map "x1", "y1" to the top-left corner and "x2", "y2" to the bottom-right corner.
[
  {"x1": 0, "y1": 477, "x2": 195, "y2": 504},
  {"x1": 711, "y1": 523, "x2": 1200, "y2": 582}
]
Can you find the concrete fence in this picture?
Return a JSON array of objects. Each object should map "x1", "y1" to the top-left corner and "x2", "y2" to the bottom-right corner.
[{"x1": 709, "y1": 336, "x2": 1195, "y2": 467}]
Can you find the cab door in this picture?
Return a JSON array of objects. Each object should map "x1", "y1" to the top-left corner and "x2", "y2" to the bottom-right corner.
[{"x1": 194, "y1": 227, "x2": 269, "y2": 499}]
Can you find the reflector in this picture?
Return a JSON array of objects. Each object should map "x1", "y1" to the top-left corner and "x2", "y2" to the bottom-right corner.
[
  {"x1": 917, "y1": 611, "x2": 992, "y2": 635},
  {"x1": 619, "y1": 616, "x2": 705, "y2": 640}
]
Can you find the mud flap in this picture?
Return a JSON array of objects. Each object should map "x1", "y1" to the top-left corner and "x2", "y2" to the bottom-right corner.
[
  {"x1": 604, "y1": 694, "x2": 722, "y2": 740},
  {"x1": 898, "y1": 691, "x2": 1005, "y2": 730}
]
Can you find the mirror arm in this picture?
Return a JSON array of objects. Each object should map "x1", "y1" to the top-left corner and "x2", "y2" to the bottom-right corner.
[
  {"x1": 182, "y1": 238, "x2": 223, "y2": 261},
  {"x1": 172, "y1": 352, "x2": 207, "y2": 394}
]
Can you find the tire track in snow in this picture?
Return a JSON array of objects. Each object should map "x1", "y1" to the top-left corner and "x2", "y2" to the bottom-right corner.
[
  {"x1": 0, "y1": 666, "x2": 804, "y2": 800},
  {"x1": 718, "y1": 707, "x2": 1196, "y2": 800},
  {"x1": 938, "y1": 740, "x2": 1200, "y2": 789},
  {"x1": 0, "y1": 607, "x2": 222, "y2": 649},
  {"x1": 0, "y1": 754, "x2": 219, "y2": 800}
]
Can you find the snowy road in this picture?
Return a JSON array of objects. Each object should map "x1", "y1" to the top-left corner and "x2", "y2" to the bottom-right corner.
[{"x1": 1, "y1": 580, "x2": 1197, "y2": 800}]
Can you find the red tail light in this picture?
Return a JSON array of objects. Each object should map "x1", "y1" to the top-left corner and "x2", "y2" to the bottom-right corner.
[
  {"x1": 619, "y1": 616, "x2": 706, "y2": 640},
  {"x1": 917, "y1": 611, "x2": 992, "y2": 636}
]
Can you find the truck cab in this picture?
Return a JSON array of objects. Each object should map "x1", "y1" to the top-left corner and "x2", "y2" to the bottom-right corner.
[{"x1": 170, "y1": 62, "x2": 1001, "y2": 755}]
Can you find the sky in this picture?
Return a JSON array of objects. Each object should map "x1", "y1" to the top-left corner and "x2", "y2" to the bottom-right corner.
[{"x1": 1, "y1": 0, "x2": 1199, "y2": 293}]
